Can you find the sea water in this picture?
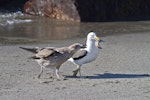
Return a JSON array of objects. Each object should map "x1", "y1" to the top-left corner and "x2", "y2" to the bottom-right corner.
[
  {"x1": 0, "y1": 11, "x2": 80, "y2": 41},
  {"x1": 1, "y1": 11, "x2": 150, "y2": 44}
]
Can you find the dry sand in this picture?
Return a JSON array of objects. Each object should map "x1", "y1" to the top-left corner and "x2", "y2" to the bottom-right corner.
[{"x1": 0, "y1": 33, "x2": 150, "y2": 100}]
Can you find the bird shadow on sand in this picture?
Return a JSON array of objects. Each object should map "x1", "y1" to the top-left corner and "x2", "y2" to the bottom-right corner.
[{"x1": 66, "y1": 73, "x2": 150, "y2": 79}]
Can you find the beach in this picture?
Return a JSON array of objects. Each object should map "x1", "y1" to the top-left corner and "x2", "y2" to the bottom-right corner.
[{"x1": 0, "y1": 32, "x2": 150, "y2": 100}]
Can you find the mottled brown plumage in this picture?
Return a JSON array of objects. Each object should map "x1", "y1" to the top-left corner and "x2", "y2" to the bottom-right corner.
[{"x1": 20, "y1": 43, "x2": 84, "y2": 80}]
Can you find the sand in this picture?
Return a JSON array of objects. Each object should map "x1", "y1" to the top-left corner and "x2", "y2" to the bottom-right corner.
[{"x1": 0, "y1": 33, "x2": 150, "y2": 100}]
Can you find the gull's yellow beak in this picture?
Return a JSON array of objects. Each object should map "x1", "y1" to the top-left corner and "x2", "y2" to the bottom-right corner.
[{"x1": 94, "y1": 36, "x2": 100, "y2": 41}]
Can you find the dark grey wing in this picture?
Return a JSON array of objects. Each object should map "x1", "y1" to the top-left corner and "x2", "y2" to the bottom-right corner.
[{"x1": 72, "y1": 50, "x2": 87, "y2": 60}]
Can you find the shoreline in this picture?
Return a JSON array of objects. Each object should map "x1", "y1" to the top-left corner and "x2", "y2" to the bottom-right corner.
[{"x1": 0, "y1": 31, "x2": 150, "y2": 45}]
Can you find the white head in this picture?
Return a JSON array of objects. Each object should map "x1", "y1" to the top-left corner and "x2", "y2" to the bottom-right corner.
[
  {"x1": 86, "y1": 31, "x2": 103, "y2": 49},
  {"x1": 87, "y1": 32, "x2": 99, "y2": 44}
]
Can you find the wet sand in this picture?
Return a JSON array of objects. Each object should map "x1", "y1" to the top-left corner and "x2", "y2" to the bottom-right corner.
[{"x1": 0, "y1": 32, "x2": 150, "y2": 100}]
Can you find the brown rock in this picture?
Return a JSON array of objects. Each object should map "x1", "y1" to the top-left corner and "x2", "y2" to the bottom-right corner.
[{"x1": 23, "y1": 0, "x2": 80, "y2": 22}]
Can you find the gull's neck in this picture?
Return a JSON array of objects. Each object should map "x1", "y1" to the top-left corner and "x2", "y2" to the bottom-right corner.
[{"x1": 86, "y1": 39, "x2": 96, "y2": 50}]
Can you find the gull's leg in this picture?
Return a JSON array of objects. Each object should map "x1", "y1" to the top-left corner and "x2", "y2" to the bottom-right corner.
[
  {"x1": 55, "y1": 67, "x2": 65, "y2": 80},
  {"x1": 78, "y1": 67, "x2": 81, "y2": 78},
  {"x1": 55, "y1": 68, "x2": 61, "y2": 80},
  {"x1": 37, "y1": 66, "x2": 44, "y2": 79},
  {"x1": 73, "y1": 65, "x2": 81, "y2": 77},
  {"x1": 49, "y1": 68, "x2": 55, "y2": 79}
]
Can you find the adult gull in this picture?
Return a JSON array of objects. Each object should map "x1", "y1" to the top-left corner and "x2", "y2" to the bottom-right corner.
[{"x1": 68, "y1": 32, "x2": 103, "y2": 77}]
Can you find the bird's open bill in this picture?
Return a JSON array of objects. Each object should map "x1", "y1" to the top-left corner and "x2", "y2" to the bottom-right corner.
[
  {"x1": 97, "y1": 43, "x2": 102, "y2": 49},
  {"x1": 94, "y1": 36, "x2": 104, "y2": 49},
  {"x1": 97, "y1": 38, "x2": 104, "y2": 49},
  {"x1": 99, "y1": 39, "x2": 104, "y2": 43}
]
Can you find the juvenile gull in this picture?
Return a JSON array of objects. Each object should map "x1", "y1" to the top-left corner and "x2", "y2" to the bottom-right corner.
[
  {"x1": 68, "y1": 32, "x2": 103, "y2": 77},
  {"x1": 20, "y1": 43, "x2": 84, "y2": 80}
]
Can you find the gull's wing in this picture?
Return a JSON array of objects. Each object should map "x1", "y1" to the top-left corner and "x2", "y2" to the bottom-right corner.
[
  {"x1": 20, "y1": 47, "x2": 40, "y2": 53},
  {"x1": 72, "y1": 49, "x2": 87, "y2": 60},
  {"x1": 35, "y1": 48, "x2": 58, "y2": 59}
]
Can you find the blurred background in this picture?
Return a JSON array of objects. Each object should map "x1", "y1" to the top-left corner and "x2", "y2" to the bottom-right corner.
[{"x1": 1, "y1": 0, "x2": 150, "y2": 43}]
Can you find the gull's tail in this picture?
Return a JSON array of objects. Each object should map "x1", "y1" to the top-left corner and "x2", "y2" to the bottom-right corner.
[{"x1": 19, "y1": 47, "x2": 39, "y2": 53}]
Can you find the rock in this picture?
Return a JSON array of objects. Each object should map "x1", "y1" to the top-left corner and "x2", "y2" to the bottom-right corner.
[
  {"x1": 23, "y1": 0, "x2": 80, "y2": 22},
  {"x1": 2, "y1": 0, "x2": 149, "y2": 22},
  {"x1": 74, "y1": 0, "x2": 150, "y2": 22}
]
